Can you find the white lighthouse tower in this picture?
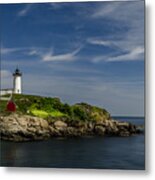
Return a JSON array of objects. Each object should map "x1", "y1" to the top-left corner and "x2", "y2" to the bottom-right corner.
[{"x1": 13, "y1": 67, "x2": 22, "y2": 94}]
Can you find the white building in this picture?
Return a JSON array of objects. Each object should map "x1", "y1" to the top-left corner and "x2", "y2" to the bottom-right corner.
[{"x1": 0, "y1": 68, "x2": 22, "y2": 96}]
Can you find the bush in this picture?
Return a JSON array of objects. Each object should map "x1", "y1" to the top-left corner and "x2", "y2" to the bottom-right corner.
[
  {"x1": 61, "y1": 103, "x2": 73, "y2": 116},
  {"x1": 72, "y1": 106, "x2": 88, "y2": 121}
]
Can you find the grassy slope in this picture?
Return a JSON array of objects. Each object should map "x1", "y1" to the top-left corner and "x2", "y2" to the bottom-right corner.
[{"x1": 0, "y1": 94, "x2": 110, "y2": 122}]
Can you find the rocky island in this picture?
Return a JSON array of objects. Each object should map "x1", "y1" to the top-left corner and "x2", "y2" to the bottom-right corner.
[{"x1": 0, "y1": 94, "x2": 143, "y2": 142}]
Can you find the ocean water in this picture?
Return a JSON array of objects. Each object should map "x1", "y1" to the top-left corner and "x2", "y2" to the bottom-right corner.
[{"x1": 0, "y1": 117, "x2": 145, "y2": 170}]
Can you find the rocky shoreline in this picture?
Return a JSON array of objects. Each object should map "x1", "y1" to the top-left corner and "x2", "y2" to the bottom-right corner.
[{"x1": 0, "y1": 113, "x2": 143, "y2": 142}]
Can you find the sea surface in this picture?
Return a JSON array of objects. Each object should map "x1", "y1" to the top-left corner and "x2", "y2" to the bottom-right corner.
[{"x1": 0, "y1": 117, "x2": 145, "y2": 170}]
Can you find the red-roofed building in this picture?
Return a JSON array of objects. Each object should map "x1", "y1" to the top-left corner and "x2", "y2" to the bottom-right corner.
[{"x1": 6, "y1": 100, "x2": 16, "y2": 112}]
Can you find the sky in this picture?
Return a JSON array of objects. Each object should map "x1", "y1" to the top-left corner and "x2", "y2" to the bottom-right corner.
[{"x1": 0, "y1": 0, "x2": 144, "y2": 116}]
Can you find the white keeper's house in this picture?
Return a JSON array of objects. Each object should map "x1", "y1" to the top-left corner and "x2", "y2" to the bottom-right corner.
[{"x1": 0, "y1": 68, "x2": 22, "y2": 96}]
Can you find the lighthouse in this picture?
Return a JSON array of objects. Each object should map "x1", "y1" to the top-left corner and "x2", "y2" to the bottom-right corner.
[{"x1": 13, "y1": 68, "x2": 22, "y2": 94}]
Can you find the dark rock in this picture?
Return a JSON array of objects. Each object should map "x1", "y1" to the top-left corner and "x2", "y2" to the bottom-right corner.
[{"x1": 94, "y1": 125, "x2": 106, "y2": 135}]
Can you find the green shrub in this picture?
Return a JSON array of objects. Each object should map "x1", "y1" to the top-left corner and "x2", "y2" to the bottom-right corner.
[
  {"x1": 72, "y1": 106, "x2": 88, "y2": 121},
  {"x1": 61, "y1": 103, "x2": 73, "y2": 116}
]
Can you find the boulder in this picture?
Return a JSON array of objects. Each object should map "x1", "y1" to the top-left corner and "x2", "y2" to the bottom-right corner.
[
  {"x1": 0, "y1": 114, "x2": 51, "y2": 141},
  {"x1": 54, "y1": 120, "x2": 67, "y2": 130},
  {"x1": 66, "y1": 127, "x2": 78, "y2": 136},
  {"x1": 117, "y1": 121, "x2": 129, "y2": 127},
  {"x1": 94, "y1": 125, "x2": 106, "y2": 135},
  {"x1": 40, "y1": 119, "x2": 49, "y2": 129}
]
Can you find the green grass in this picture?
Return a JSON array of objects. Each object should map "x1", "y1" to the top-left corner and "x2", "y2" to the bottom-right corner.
[
  {"x1": 30, "y1": 109, "x2": 66, "y2": 118},
  {"x1": 0, "y1": 100, "x2": 7, "y2": 112},
  {"x1": 30, "y1": 109, "x2": 49, "y2": 118},
  {"x1": 48, "y1": 111, "x2": 65, "y2": 117}
]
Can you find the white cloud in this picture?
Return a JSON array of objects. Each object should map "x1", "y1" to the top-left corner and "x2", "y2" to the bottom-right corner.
[
  {"x1": 28, "y1": 49, "x2": 39, "y2": 56},
  {"x1": 93, "y1": 46, "x2": 144, "y2": 63},
  {"x1": 1, "y1": 46, "x2": 33, "y2": 55},
  {"x1": 42, "y1": 47, "x2": 82, "y2": 62},
  {"x1": 91, "y1": 1, "x2": 143, "y2": 22},
  {"x1": 87, "y1": 39, "x2": 113, "y2": 47},
  {"x1": 1, "y1": 45, "x2": 82, "y2": 63},
  {"x1": 17, "y1": 4, "x2": 32, "y2": 17},
  {"x1": 91, "y1": 2, "x2": 121, "y2": 18},
  {"x1": 107, "y1": 46, "x2": 144, "y2": 62},
  {"x1": 1, "y1": 47, "x2": 20, "y2": 55},
  {"x1": 1, "y1": 46, "x2": 43, "y2": 56},
  {"x1": 87, "y1": 36, "x2": 144, "y2": 62}
]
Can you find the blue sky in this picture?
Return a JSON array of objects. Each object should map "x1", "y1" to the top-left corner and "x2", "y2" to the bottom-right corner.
[{"x1": 0, "y1": 1, "x2": 144, "y2": 116}]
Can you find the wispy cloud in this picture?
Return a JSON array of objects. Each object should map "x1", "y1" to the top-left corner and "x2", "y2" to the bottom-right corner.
[
  {"x1": 1, "y1": 47, "x2": 20, "y2": 55},
  {"x1": 91, "y1": 1, "x2": 143, "y2": 22},
  {"x1": 25, "y1": 46, "x2": 83, "y2": 62},
  {"x1": 1, "y1": 45, "x2": 83, "y2": 63},
  {"x1": 91, "y1": 2, "x2": 121, "y2": 19},
  {"x1": 87, "y1": 1, "x2": 144, "y2": 63},
  {"x1": 93, "y1": 46, "x2": 144, "y2": 63},
  {"x1": 87, "y1": 39, "x2": 113, "y2": 47},
  {"x1": 1, "y1": 46, "x2": 40, "y2": 56},
  {"x1": 17, "y1": 4, "x2": 32, "y2": 17},
  {"x1": 42, "y1": 47, "x2": 82, "y2": 62},
  {"x1": 87, "y1": 38, "x2": 121, "y2": 50},
  {"x1": 1, "y1": 46, "x2": 45, "y2": 56},
  {"x1": 107, "y1": 46, "x2": 144, "y2": 62},
  {"x1": 28, "y1": 49, "x2": 40, "y2": 56},
  {"x1": 87, "y1": 36, "x2": 144, "y2": 62}
]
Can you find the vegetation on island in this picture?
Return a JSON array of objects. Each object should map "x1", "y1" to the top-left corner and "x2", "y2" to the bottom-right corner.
[
  {"x1": 0, "y1": 94, "x2": 143, "y2": 141},
  {"x1": 0, "y1": 94, "x2": 110, "y2": 123}
]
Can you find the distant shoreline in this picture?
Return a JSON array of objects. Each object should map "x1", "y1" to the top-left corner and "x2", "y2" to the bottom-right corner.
[{"x1": 112, "y1": 116, "x2": 145, "y2": 119}]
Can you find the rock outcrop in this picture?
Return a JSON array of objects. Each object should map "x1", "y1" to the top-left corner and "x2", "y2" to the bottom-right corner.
[{"x1": 0, "y1": 113, "x2": 142, "y2": 142}]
